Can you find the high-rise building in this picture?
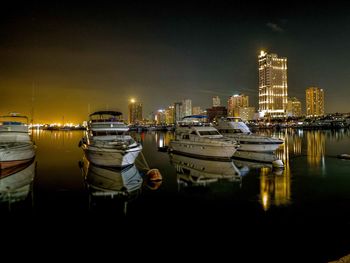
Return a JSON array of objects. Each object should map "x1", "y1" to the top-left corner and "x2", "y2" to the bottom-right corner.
[
  {"x1": 165, "y1": 106, "x2": 174, "y2": 124},
  {"x1": 173, "y1": 102, "x2": 183, "y2": 122},
  {"x1": 239, "y1": 107, "x2": 256, "y2": 121},
  {"x1": 182, "y1": 99, "x2": 192, "y2": 117},
  {"x1": 128, "y1": 99, "x2": 143, "y2": 124},
  {"x1": 227, "y1": 94, "x2": 249, "y2": 117},
  {"x1": 192, "y1": 106, "x2": 202, "y2": 115},
  {"x1": 286, "y1": 97, "x2": 302, "y2": 117},
  {"x1": 258, "y1": 51, "x2": 288, "y2": 118},
  {"x1": 212, "y1": 96, "x2": 221, "y2": 107},
  {"x1": 206, "y1": 106, "x2": 227, "y2": 122},
  {"x1": 306, "y1": 87, "x2": 324, "y2": 117},
  {"x1": 155, "y1": 109, "x2": 166, "y2": 125}
]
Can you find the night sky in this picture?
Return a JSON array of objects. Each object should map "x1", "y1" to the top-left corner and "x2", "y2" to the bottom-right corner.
[{"x1": 1, "y1": 1, "x2": 349, "y2": 123}]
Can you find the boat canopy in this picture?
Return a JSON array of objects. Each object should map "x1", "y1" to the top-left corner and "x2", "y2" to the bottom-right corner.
[{"x1": 89, "y1": 111, "x2": 123, "y2": 117}]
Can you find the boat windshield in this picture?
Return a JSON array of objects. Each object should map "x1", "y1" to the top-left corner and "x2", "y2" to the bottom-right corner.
[
  {"x1": 92, "y1": 131, "x2": 127, "y2": 136},
  {"x1": 218, "y1": 129, "x2": 244, "y2": 134},
  {"x1": 0, "y1": 115, "x2": 29, "y2": 125},
  {"x1": 198, "y1": 130, "x2": 221, "y2": 136}
]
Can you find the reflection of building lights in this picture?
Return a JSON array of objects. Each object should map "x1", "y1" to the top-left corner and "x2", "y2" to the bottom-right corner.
[
  {"x1": 159, "y1": 138, "x2": 164, "y2": 147},
  {"x1": 307, "y1": 131, "x2": 325, "y2": 167},
  {"x1": 262, "y1": 193, "x2": 269, "y2": 211}
]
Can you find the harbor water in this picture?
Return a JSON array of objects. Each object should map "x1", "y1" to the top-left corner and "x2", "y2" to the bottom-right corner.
[{"x1": 1, "y1": 128, "x2": 350, "y2": 261}]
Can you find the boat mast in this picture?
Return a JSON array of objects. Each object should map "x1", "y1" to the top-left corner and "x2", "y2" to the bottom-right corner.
[{"x1": 31, "y1": 82, "x2": 35, "y2": 126}]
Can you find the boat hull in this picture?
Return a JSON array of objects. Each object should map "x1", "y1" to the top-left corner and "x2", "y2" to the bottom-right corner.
[
  {"x1": 224, "y1": 135, "x2": 283, "y2": 152},
  {"x1": 0, "y1": 143, "x2": 36, "y2": 169},
  {"x1": 0, "y1": 160, "x2": 35, "y2": 203},
  {"x1": 232, "y1": 150, "x2": 279, "y2": 163},
  {"x1": 82, "y1": 143, "x2": 142, "y2": 167},
  {"x1": 169, "y1": 141, "x2": 236, "y2": 160}
]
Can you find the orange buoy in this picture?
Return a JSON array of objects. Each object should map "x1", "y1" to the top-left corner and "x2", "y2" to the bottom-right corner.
[
  {"x1": 145, "y1": 168, "x2": 162, "y2": 190},
  {"x1": 146, "y1": 168, "x2": 162, "y2": 181}
]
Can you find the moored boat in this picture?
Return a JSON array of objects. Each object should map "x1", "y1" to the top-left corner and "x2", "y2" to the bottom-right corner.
[
  {"x1": 0, "y1": 113, "x2": 36, "y2": 169},
  {"x1": 169, "y1": 125, "x2": 238, "y2": 160},
  {"x1": 80, "y1": 111, "x2": 142, "y2": 167},
  {"x1": 215, "y1": 117, "x2": 284, "y2": 163}
]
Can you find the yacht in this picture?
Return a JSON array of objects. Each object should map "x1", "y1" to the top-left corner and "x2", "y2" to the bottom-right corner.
[
  {"x1": 80, "y1": 111, "x2": 142, "y2": 167},
  {"x1": 169, "y1": 124, "x2": 238, "y2": 160},
  {"x1": 215, "y1": 117, "x2": 284, "y2": 163},
  {"x1": 0, "y1": 113, "x2": 36, "y2": 169}
]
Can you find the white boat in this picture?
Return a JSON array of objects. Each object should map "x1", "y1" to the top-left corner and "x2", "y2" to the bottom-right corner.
[
  {"x1": 170, "y1": 153, "x2": 241, "y2": 181},
  {"x1": 215, "y1": 117, "x2": 284, "y2": 162},
  {"x1": 0, "y1": 114, "x2": 36, "y2": 169},
  {"x1": 169, "y1": 115, "x2": 238, "y2": 160},
  {"x1": 0, "y1": 158, "x2": 35, "y2": 204},
  {"x1": 80, "y1": 111, "x2": 142, "y2": 167},
  {"x1": 169, "y1": 125, "x2": 238, "y2": 160}
]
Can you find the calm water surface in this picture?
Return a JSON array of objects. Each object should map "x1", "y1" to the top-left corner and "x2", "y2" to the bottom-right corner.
[{"x1": 1, "y1": 128, "x2": 350, "y2": 260}]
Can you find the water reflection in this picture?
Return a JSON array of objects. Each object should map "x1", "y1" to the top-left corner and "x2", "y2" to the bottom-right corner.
[
  {"x1": 259, "y1": 165, "x2": 291, "y2": 211},
  {"x1": 169, "y1": 153, "x2": 241, "y2": 190},
  {"x1": 81, "y1": 158, "x2": 143, "y2": 215},
  {"x1": 0, "y1": 159, "x2": 35, "y2": 210},
  {"x1": 155, "y1": 131, "x2": 174, "y2": 148},
  {"x1": 233, "y1": 158, "x2": 291, "y2": 211},
  {"x1": 306, "y1": 131, "x2": 326, "y2": 167}
]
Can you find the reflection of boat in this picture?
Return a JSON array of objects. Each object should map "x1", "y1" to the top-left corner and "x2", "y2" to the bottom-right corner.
[
  {"x1": 169, "y1": 116, "x2": 238, "y2": 160},
  {"x1": 215, "y1": 117, "x2": 283, "y2": 162},
  {"x1": 170, "y1": 153, "x2": 241, "y2": 186},
  {"x1": 82, "y1": 159, "x2": 143, "y2": 195},
  {"x1": 80, "y1": 111, "x2": 142, "y2": 167},
  {"x1": 81, "y1": 158, "x2": 143, "y2": 214},
  {"x1": 0, "y1": 159, "x2": 35, "y2": 204},
  {"x1": 233, "y1": 158, "x2": 284, "y2": 175},
  {"x1": 0, "y1": 114, "x2": 36, "y2": 169}
]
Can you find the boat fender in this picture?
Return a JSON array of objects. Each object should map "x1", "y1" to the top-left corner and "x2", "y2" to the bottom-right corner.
[
  {"x1": 272, "y1": 159, "x2": 284, "y2": 168},
  {"x1": 144, "y1": 169, "x2": 162, "y2": 190}
]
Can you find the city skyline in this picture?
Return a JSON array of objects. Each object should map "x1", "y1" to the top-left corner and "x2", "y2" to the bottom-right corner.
[{"x1": 1, "y1": 1, "x2": 350, "y2": 122}]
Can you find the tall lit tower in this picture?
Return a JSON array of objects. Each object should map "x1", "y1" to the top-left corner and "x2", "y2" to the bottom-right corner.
[
  {"x1": 306, "y1": 87, "x2": 324, "y2": 117},
  {"x1": 258, "y1": 51, "x2": 288, "y2": 118},
  {"x1": 182, "y1": 99, "x2": 192, "y2": 117},
  {"x1": 128, "y1": 98, "x2": 143, "y2": 124},
  {"x1": 213, "y1": 96, "x2": 221, "y2": 107},
  {"x1": 227, "y1": 94, "x2": 249, "y2": 117}
]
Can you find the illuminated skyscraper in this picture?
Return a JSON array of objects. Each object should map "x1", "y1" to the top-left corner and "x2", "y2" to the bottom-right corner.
[
  {"x1": 128, "y1": 99, "x2": 143, "y2": 124},
  {"x1": 165, "y1": 106, "x2": 174, "y2": 124},
  {"x1": 173, "y1": 102, "x2": 183, "y2": 122},
  {"x1": 212, "y1": 96, "x2": 221, "y2": 107},
  {"x1": 306, "y1": 87, "x2": 324, "y2": 117},
  {"x1": 192, "y1": 106, "x2": 202, "y2": 115},
  {"x1": 258, "y1": 51, "x2": 288, "y2": 118},
  {"x1": 227, "y1": 94, "x2": 249, "y2": 117},
  {"x1": 155, "y1": 109, "x2": 166, "y2": 125},
  {"x1": 182, "y1": 99, "x2": 192, "y2": 117},
  {"x1": 287, "y1": 97, "x2": 302, "y2": 117}
]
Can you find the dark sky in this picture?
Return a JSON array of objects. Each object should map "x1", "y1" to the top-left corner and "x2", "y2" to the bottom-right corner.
[{"x1": 1, "y1": 1, "x2": 349, "y2": 123}]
